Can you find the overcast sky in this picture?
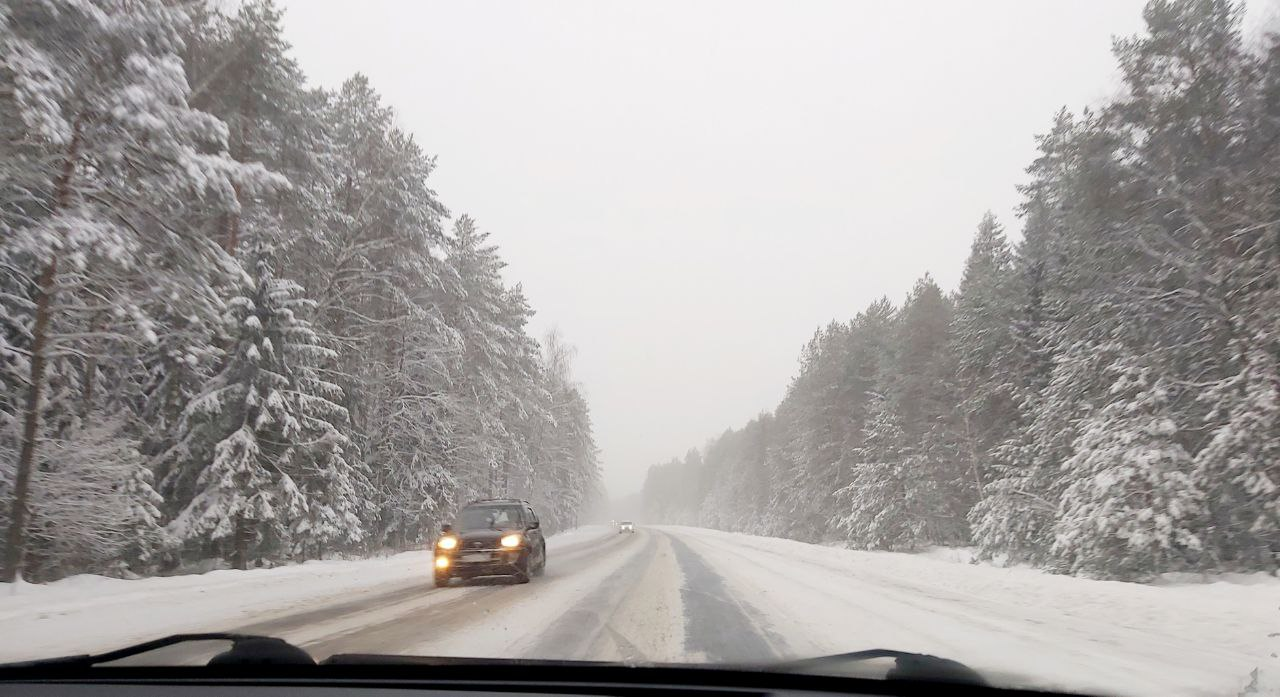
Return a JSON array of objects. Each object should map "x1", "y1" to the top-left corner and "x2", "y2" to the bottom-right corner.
[{"x1": 277, "y1": 0, "x2": 1173, "y2": 497}]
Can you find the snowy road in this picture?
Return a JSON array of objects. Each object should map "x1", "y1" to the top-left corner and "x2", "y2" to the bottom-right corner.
[{"x1": 4, "y1": 526, "x2": 1276, "y2": 697}]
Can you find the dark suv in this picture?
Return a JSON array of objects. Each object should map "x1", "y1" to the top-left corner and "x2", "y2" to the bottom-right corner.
[{"x1": 433, "y1": 499, "x2": 547, "y2": 586}]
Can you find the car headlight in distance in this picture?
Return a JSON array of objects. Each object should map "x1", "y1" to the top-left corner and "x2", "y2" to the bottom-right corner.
[
  {"x1": 437, "y1": 536, "x2": 458, "y2": 550},
  {"x1": 500, "y1": 533, "x2": 522, "y2": 548},
  {"x1": 434, "y1": 556, "x2": 449, "y2": 569}
]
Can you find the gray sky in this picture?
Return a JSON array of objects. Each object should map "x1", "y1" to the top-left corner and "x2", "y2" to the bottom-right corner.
[{"x1": 278, "y1": 0, "x2": 1158, "y2": 497}]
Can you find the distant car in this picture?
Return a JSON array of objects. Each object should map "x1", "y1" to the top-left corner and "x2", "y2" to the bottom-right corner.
[
  {"x1": 619, "y1": 521, "x2": 635, "y2": 533},
  {"x1": 433, "y1": 499, "x2": 547, "y2": 586}
]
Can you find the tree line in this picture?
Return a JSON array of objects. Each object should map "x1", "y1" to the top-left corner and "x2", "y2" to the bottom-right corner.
[
  {"x1": 0, "y1": 0, "x2": 602, "y2": 583},
  {"x1": 643, "y1": 0, "x2": 1279, "y2": 581}
]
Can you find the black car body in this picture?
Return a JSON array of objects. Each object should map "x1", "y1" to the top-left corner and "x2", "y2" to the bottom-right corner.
[{"x1": 433, "y1": 499, "x2": 547, "y2": 585}]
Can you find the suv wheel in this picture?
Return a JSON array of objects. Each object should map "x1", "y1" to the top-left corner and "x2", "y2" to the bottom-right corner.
[
  {"x1": 532, "y1": 544, "x2": 546, "y2": 577},
  {"x1": 513, "y1": 552, "x2": 531, "y2": 584},
  {"x1": 434, "y1": 570, "x2": 451, "y2": 587}
]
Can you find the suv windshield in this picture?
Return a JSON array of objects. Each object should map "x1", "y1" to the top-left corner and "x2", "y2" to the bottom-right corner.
[{"x1": 457, "y1": 506, "x2": 523, "y2": 532}]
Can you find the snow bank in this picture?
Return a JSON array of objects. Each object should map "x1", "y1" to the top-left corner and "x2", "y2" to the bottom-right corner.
[
  {"x1": 912, "y1": 545, "x2": 1278, "y2": 586},
  {"x1": 914, "y1": 545, "x2": 979, "y2": 565},
  {"x1": 0, "y1": 526, "x2": 611, "y2": 663}
]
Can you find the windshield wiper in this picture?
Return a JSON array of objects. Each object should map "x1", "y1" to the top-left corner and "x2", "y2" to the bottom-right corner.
[
  {"x1": 0, "y1": 633, "x2": 315, "y2": 669},
  {"x1": 780, "y1": 648, "x2": 986, "y2": 685}
]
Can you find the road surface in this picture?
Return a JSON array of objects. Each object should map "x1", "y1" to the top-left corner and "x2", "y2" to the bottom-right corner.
[{"x1": 7, "y1": 526, "x2": 1276, "y2": 697}]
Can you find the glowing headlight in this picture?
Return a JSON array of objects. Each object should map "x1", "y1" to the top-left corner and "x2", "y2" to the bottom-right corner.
[
  {"x1": 500, "y1": 533, "x2": 523, "y2": 548},
  {"x1": 434, "y1": 556, "x2": 449, "y2": 569},
  {"x1": 437, "y1": 536, "x2": 458, "y2": 550}
]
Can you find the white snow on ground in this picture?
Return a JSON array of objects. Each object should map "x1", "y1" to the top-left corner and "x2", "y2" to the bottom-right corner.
[
  {"x1": 665, "y1": 526, "x2": 1280, "y2": 697},
  {"x1": 402, "y1": 529, "x2": 686, "y2": 662},
  {"x1": 599, "y1": 533, "x2": 687, "y2": 662},
  {"x1": 3, "y1": 523, "x2": 1276, "y2": 697},
  {"x1": 914, "y1": 545, "x2": 979, "y2": 564},
  {"x1": 0, "y1": 526, "x2": 612, "y2": 663}
]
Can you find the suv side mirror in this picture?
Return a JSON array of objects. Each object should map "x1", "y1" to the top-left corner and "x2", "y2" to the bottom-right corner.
[
  {"x1": 528, "y1": 520, "x2": 539, "y2": 529},
  {"x1": 441, "y1": 524, "x2": 453, "y2": 534}
]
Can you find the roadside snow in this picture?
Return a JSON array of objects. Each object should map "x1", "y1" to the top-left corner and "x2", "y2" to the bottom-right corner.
[
  {"x1": 0, "y1": 526, "x2": 611, "y2": 663},
  {"x1": 664, "y1": 526, "x2": 1280, "y2": 697},
  {"x1": 914, "y1": 545, "x2": 979, "y2": 565}
]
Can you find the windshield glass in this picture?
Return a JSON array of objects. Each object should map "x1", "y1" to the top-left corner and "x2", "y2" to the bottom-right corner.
[
  {"x1": 2, "y1": 1, "x2": 1277, "y2": 695},
  {"x1": 457, "y1": 506, "x2": 523, "y2": 531}
]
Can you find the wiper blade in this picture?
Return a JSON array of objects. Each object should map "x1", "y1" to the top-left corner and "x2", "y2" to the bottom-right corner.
[
  {"x1": 0, "y1": 633, "x2": 314, "y2": 669},
  {"x1": 322, "y1": 654, "x2": 615, "y2": 666},
  {"x1": 780, "y1": 648, "x2": 986, "y2": 685}
]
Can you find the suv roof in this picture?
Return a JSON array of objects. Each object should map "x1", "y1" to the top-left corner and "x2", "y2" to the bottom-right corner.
[{"x1": 465, "y1": 498, "x2": 530, "y2": 506}]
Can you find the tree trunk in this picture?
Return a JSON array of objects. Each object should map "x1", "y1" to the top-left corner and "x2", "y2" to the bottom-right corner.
[
  {"x1": 79, "y1": 311, "x2": 103, "y2": 420},
  {"x1": 2, "y1": 261, "x2": 57, "y2": 583},
  {"x1": 232, "y1": 515, "x2": 250, "y2": 571},
  {"x1": 221, "y1": 69, "x2": 252, "y2": 256},
  {"x1": 222, "y1": 184, "x2": 242, "y2": 255},
  {"x1": 2, "y1": 116, "x2": 81, "y2": 583},
  {"x1": 963, "y1": 412, "x2": 983, "y2": 495}
]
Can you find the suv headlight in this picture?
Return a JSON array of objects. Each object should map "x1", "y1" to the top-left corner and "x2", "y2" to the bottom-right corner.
[
  {"x1": 437, "y1": 536, "x2": 458, "y2": 550},
  {"x1": 500, "y1": 533, "x2": 522, "y2": 548}
]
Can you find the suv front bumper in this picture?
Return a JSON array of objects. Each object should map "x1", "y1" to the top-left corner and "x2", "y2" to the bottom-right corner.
[{"x1": 437, "y1": 548, "x2": 523, "y2": 577}]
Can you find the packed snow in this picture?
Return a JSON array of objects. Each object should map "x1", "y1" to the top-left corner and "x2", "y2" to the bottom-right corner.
[{"x1": 0, "y1": 526, "x2": 612, "y2": 663}]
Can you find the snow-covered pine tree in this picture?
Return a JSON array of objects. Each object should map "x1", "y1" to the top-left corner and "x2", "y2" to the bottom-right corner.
[
  {"x1": 761, "y1": 400, "x2": 828, "y2": 541},
  {"x1": 183, "y1": 0, "x2": 329, "y2": 257},
  {"x1": 0, "y1": 0, "x2": 280, "y2": 581},
  {"x1": 833, "y1": 394, "x2": 929, "y2": 551},
  {"x1": 826, "y1": 298, "x2": 896, "y2": 530},
  {"x1": 493, "y1": 284, "x2": 546, "y2": 499},
  {"x1": 697, "y1": 427, "x2": 747, "y2": 531},
  {"x1": 20, "y1": 413, "x2": 164, "y2": 579},
  {"x1": 1052, "y1": 357, "x2": 1204, "y2": 580},
  {"x1": 969, "y1": 97, "x2": 1132, "y2": 565},
  {"x1": 302, "y1": 75, "x2": 452, "y2": 549},
  {"x1": 949, "y1": 213, "x2": 1019, "y2": 484},
  {"x1": 969, "y1": 339, "x2": 1118, "y2": 566},
  {"x1": 1192, "y1": 348, "x2": 1280, "y2": 572},
  {"x1": 1107, "y1": 0, "x2": 1278, "y2": 572},
  {"x1": 535, "y1": 385, "x2": 600, "y2": 532},
  {"x1": 138, "y1": 1, "x2": 335, "y2": 479},
  {"x1": 165, "y1": 249, "x2": 361, "y2": 568},
  {"x1": 439, "y1": 216, "x2": 530, "y2": 500},
  {"x1": 890, "y1": 275, "x2": 971, "y2": 544},
  {"x1": 772, "y1": 325, "x2": 850, "y2": 542},
  {"x1": 360, "y1": 301, "x2": 460, "y2": 547},
  {"x1": 525, "y1": 329, "x2": 600, "y2": 533},
  {"x1": 738, "y1": 414, "x2": 777, "y2": 532},
  {"x1": 690, "y1": 414, "x2": 776, "y2": 533}
]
